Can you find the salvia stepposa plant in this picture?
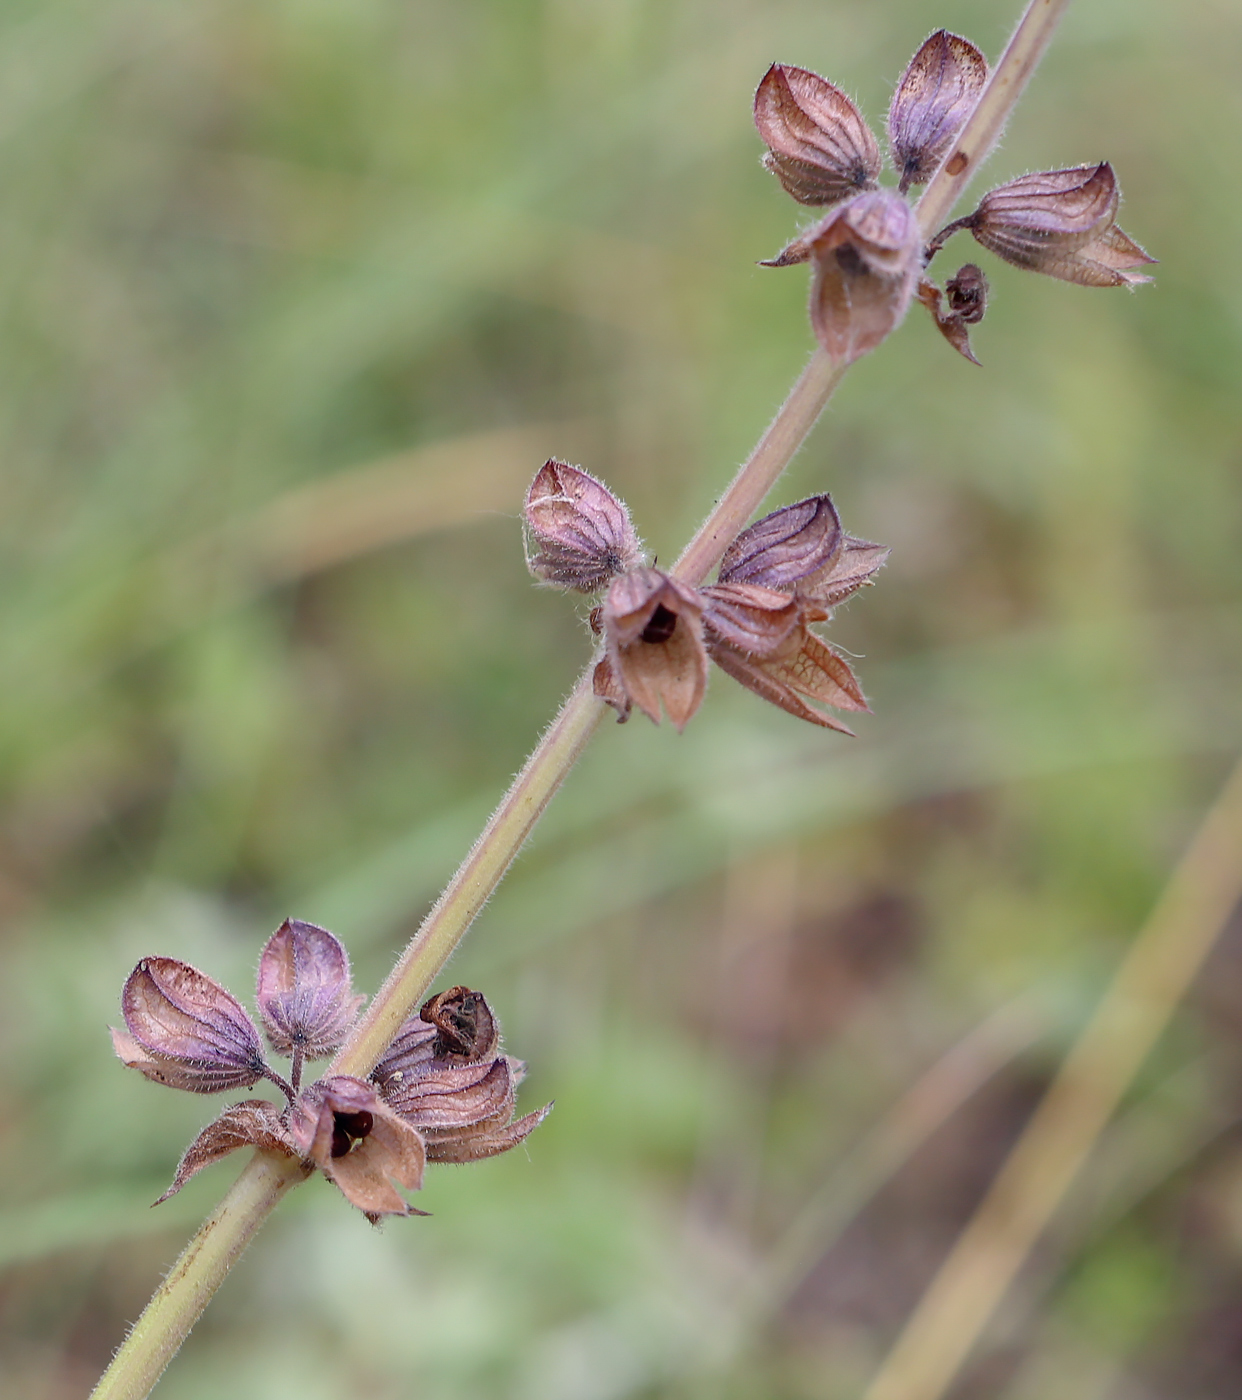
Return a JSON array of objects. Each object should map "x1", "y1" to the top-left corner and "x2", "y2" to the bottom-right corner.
[{"x1": 98, "y1": 8, "x2": 1152, "y2": 1396}]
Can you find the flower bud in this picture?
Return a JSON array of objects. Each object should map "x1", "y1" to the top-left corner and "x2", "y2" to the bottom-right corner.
[
  {"x1": 717, "y1": 495, "x2": 843, "y2": 592},
  {"x1": 888, "y1": 31, "x2": 987, "y2": 193},
  {"x1": 754, "y1": 63, "x2": 881, "y2": 207},
  {"x1": 806, "y1": 190, "x2": 923, "y2": 363},
  {"x1": 119, "y1": 957, "x2": 268, "y2": 1094},
  {"x1": 256, "y1": 919, "x2": 363, "y2": 1060},
  {"x1": 524, "y1": 460, "x2": 642, "y2": 593},
  {"x1": 948, "y1": 163, "x2": 1155, "y2": 286}
]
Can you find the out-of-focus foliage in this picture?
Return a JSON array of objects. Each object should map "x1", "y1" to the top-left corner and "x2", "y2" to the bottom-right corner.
[{"x1": 1, "y1": 0, "x2": 1240, "y2": 1397}]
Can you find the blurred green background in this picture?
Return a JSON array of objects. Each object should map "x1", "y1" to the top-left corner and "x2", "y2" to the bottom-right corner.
[{"x1": 2, "y1": 0, "x2": 1241, "y2": 1396}]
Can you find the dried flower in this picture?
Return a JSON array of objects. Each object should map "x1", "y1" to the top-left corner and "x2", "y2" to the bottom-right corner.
[
  {"x1": 703, "y1": 495, "x2": 888, "y2": 732},
  {"x1": 929, "y1": 163, "x2": 1155, "y2": 287},
  {"x1": 888, "y1": 31, "x2": 988, "y2": 194},
  {"x1": 753, "y1": 63, "x2": 880, "y2": 207},
  {"x1": 114, "y1": 930, "x2": 548, "y2": 1218},
  {"x1": 572, "y1": 483, "x2": 887, "y2": 733},
  {"x1": 374, "y1": 989, "x2": 550, "y2": 1166},
  {"x1": 806, "y1": 190, "x2": 924, "y2": 364},
  {"x1": 116, "y1": 957, "x2": 270, "y2": 1095},
  {"x1": 524, "y1": 459, "x2": 642, "y2": 593},
  {"x1": 256, "y1": 920, "x2": 363, "y2": 1063},
  {"x1": 288, "y1": 1076, "x2": 427, "y2": 1217},
  {"x1": 596, "y1": 567, "x2": 708, "y2": 730},
  {"x1": 917, "y1": 263, "x2": 989, "y2": 365},
  {"x1": 757, "y1": 38, "x2": 1151, "y2": 364}
]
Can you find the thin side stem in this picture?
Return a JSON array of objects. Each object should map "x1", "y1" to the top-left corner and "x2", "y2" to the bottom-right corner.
[
  {"x1": 862, "y1": 755, "x2": 1242, "y2": 1400},
  {"x1": 91, "y1": 3, "x2": 1072, "y2": 1392},
  {"x1": 90, "y1": 1152, "x2": 308, "y2": 1400}
]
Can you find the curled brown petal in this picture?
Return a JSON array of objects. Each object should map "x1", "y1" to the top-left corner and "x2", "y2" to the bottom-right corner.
[
  {"x1": 384, "y1": 1058, "x2": 517, "y2": 1131},
  {"x1": 256, "y1": 919, "x2": 364, "y2": 1060},
  {"x1": 754, "y1": 63, "x2": 881, "y2": 207},
  {"x1": 121, "y1": 958, "x2": 268, "y2": 1094},
  {"x1": 524, "y1": 460, "x2": 642, "y2": 593},
  {"x1": 419, "y1": 986, "x2": 499, "y2": 1061},
  {"x1": 154, "y1": 1100, "x2": 299, "y2": 1205},
  {"x1": 889, "y1": 31, "x2": 988, "y2": 194}
]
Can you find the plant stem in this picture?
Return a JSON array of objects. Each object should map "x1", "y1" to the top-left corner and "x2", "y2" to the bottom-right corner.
[
  {"x1": 91, "y1": 2, "x2": 1070, "y2": 1391},
  {"x1": 90, "y1": 1153, "x2": 308, "y2": 1400},
  {"x1": 913, "y1": 0, "x2": 1073, "y2": 236},
  {"x1": 862, "y1": 755, "x2": 1242, "y2": 1400}
]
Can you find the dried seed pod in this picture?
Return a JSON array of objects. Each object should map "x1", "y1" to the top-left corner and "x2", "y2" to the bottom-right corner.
[
  {"x1": 600, "y1": 568, "x2": 708, "y2": 730},
  {"x1": 888, "y1": 31, "x2": 988, "y2": 193},
  {"x1": 940, "y1": 163, "x2": 1155, "y2": 286},
  {"x1": 289, "y1": 1075, "x2": 427, "y2": 1217},
  {"x1": 154, "y1": 1100, "x2": 299, "y2": 1204},
  {"x1": 807, "y1": 190, "x2": 924, "y2": 363},
  {"x1": 717, "y1": 495, "x2": 843, "y2": 592},
  {"x1": 524, "y1": 460, "x2": 642, "y2": 592},
  {"x1": 119, "y1": 958, "x2": 269, "y2": 1094},
  {"x1": 754, "y1": 63, "x2": 881, "y2": 207},
  {"x1": 256, "y1": 920, "x2": 364, "y2": 1060}
]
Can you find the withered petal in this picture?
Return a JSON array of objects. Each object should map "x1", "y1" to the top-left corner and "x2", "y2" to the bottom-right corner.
[
  {"x1": 121, "y1": 958, "x2": 268, "y2": 1094},
  {"x1": 290, "y1": 1076, "x2": 426, "y2": 1218},
  {"x1": 717, "y1": 495, "x2": 843, "y2": 590},
  {"x1": 524, "y1": 460, "x2": 642, "y2": 593},
  {"x1": 709, "y1": 627, "x2": 868, "y2": 732},
  {"x1": 154, "y1": 1100, "x2": 299, "y2": 1205},
  {"x1": 701, "y1": 583, "x2": 802, "y2": 657},
  {"x1": 425, "y1": 1104, "x2": 553, "y2": 1165},
  {"x1": 803, "y1": 534, "x2": 890, "y2": 608},
  {"x1": 960, "y1": 162, "x2": 1154, "y2": 286},
  {"x1": 612, "y1": 619, "x2": 709, "y2": 730},
  {"x1": 889, "y1": 31, "x2": 988, "y2": 193},
  {"x1": 111, "y1": 1026, "x2": 257, "y2": 1095},
  {"x1": 387, "y1": 1058, "x2": 517, "y2": 1131},
  {"x1": 592, "y1": 654, "x2": 632, "y2": 722},
  {"x1": 808, "y1": 191, "x2": 922, "y2": 363},
  {"x1": 418, "y1": 986, "x2": 499, "y2": 1062},
  {"x1": 754, "y1": 63, "x2": 881, "y2": 207},
  {"x1": 256, "y1": 919, "x2": 363, "y2": 1060}
]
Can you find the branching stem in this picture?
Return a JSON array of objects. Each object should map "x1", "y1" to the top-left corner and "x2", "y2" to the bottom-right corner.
[{"x1": 89, "y1": 2, "x2": 1071, "y2": 1394}]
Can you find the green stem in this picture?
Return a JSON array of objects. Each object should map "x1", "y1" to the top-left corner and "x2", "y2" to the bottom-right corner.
[
  {"x1": 91, "y1": 2, "x2": 1069, "y2": 1391},
  {"x1": 90, "y1": 1153, "x2": 307, "y2": 1400}
]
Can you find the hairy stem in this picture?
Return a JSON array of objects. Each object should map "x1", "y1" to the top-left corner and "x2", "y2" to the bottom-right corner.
[
  {"x1": 91, "y1": 1, "x2": 1069, "y2": 1392},
  {"x1": 862, "y1": 756, "x2": 1242, "y2": 1400},
  {"x1": 90, "y1": 1153, "x2": 308, "y2": 1400}
]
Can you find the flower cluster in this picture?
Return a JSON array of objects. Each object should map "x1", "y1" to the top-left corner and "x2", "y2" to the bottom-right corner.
[
  {"x1": 525, "y1": 460, "x2": 887, "y2": 732},
  {"x1": 754, "y1": 29, "x2": 1153, "y2": 365},
  {"x1": 112, "y1": 920, "x2": 549, "y2": 1218}
]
